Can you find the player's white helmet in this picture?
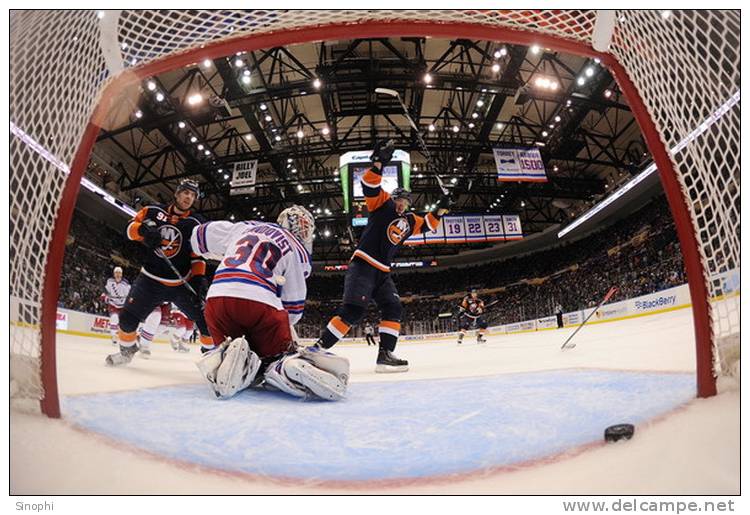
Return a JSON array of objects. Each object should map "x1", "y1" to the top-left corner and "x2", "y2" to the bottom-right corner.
[
  {"x1": 113, "y1": 266, "x2": 123, "y2": 279},
  {"x1": 277, "y1": 205, "x2": 315, "y2": 254}
]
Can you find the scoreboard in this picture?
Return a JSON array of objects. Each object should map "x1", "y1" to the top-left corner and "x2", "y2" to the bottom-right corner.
[{"x1": 339, "y1": 149, "x2": 411, "y2": 227}]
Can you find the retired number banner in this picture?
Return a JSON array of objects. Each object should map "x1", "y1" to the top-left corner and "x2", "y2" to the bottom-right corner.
[{"x1": 493, "y1": 147, "x2": 548, "y2": 182}]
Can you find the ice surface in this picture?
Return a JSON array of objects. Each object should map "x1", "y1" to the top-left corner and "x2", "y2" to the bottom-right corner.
[{"x1": 10, "y1": 307, "x2": 740, "y2": 494}]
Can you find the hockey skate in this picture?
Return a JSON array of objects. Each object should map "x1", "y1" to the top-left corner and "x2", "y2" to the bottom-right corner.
[
  {"x1": 105, "y1": 344, "x2": 138, "y2": 366},
  {"x1": 375, "y1": 348, "x2": 408, "y2": 373},
  {"x1": 476, "y1": 334, "x2": 487, "y2": 344},
  {"x1": 171, "y1": 337, "x2": 190, "y2": 353},
  {"x1": 138, "y1": 341, "x2": 152, "y2": 359}
]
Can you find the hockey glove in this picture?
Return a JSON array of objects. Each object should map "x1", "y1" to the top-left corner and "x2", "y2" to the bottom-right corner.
[
  {"x1": 138, "y1": 220, "x2": 163, "y2": 249},
  {"x1": 369, "y1": 139, "x2": 395, "y2": 166},
  {"x1": 189, "y1": 275, "x2": 209, "y2": 302}
]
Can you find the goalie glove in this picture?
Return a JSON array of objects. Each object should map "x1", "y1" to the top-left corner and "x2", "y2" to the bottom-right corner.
[
  {"x1": 369, "y1": 139, "x2": 395, "y2": 166},
  {"x1": 138, "y1": 219, "x2": 162, "y2": 249}
]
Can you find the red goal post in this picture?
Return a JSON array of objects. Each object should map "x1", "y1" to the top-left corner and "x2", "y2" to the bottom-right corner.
[{"x1": 10, "y1": 10, "x2": 740, "y2": 417}]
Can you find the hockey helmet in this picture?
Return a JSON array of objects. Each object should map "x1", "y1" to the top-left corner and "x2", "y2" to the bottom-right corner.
[
  {"x1": 391, "y1": 187, "x2": 412, "y2": 205},
  {"x1": 278, "y1": 205, "x2": 315, "y2": 254},
  {"x1": 176, "y1": 179, "x2": 200, "y2": 197},
  {"x1": 113, "y1": 266, "x2": 123, "y2": 274}
]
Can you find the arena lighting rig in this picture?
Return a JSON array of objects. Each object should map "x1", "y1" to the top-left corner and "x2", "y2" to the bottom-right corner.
[
  {"x1": 10, "y1": 122, "x2": 137, "y2": 217},
  {"x1": 557, "y1": 90, "x2": 740, "y2": 239}
]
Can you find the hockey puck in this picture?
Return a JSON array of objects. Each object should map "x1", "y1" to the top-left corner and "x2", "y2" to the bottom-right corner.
[{"x1": 604, "y1": 424, "x2": 635, "y2": 442}]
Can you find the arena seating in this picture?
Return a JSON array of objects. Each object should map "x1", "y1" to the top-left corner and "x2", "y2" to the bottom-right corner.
[{"x1": 60, "y1": 196, "x2": 686, "y2": 338}]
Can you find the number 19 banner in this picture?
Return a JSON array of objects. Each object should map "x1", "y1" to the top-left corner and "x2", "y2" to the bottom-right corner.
[{"x1": 493, "y1": 147, "x2": 548, "y2": 182}]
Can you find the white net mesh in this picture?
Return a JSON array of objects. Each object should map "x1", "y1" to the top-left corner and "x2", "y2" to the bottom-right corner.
[
  {"x1": 611, "y1": 10, "x2": 741, "y2": 376},
  {"x1": 9, "y1": 10, "x2": 739, "y2": 411}
]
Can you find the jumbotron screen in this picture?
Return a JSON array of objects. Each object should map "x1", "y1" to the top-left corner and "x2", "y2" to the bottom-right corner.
[{"x1": 352, "y1": 164, "x2": 399, "y2": 199}]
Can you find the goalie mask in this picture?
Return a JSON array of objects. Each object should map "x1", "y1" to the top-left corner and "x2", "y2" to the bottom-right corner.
[{"x1": 277, "y1": 205, "x2": 315, "y2": 254}]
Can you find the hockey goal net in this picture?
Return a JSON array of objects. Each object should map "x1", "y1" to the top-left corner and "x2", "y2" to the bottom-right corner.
[{"x1": 10, "y1": 10, "x2": 740, "y2": 417}]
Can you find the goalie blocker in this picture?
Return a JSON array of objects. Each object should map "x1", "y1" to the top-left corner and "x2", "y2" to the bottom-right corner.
[{"x1": 197, "y1": 337, "x2": 350, "y2": 401}]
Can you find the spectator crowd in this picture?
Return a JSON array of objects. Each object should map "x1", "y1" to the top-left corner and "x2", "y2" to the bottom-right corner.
[{"x1": 60, "y1": 196, "x2": 687, "y2": 338}]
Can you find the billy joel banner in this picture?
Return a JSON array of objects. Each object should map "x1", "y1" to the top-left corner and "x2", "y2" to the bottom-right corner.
[
  {"x1": 493, "y1": 147, "x2": 548, "y2": 182},
  {"x1": 230, "y1": 159, "x2": 258, "y2": 195}
]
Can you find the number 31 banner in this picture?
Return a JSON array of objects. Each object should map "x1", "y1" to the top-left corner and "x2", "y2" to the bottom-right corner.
[{"x1": 493, "y1": 147, "x2": 548, "y2": 182}]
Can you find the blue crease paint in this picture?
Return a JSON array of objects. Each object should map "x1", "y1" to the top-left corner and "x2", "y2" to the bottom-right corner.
[{"x1": 62, "y1": 370, "x2": 693, "y2": 481}]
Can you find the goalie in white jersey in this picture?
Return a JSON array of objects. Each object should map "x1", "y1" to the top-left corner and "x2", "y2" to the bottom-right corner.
[
  {"x1": 101, "y1": 267, "x2": 131, "y2": 345},
  {"x1": 191, "y1": 206, "x2": 350, "y2": 402}
]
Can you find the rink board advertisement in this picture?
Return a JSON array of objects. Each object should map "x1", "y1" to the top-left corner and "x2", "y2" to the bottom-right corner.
[
  {"x1": 11, "y1": 269, "x2": 733, "y2": 343},
  {"x1": 8, "y1": 303, "x2": 171, "y2": 343},
  {"x1": 536, "y1": 316, "x2": 558, "y2": 329},
  {"x1": 496, "y1": 284, "x2": 693, "y2": 336},
  {"x1": 55, "y1": 311, "x2": 68, "y2": 330},
  {"x1": 89, "y1": 316, "x2": 111, "y2": 334}
]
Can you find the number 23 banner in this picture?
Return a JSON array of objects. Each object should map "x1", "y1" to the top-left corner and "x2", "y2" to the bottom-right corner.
[{"x1": 493, "y1": 147, "x2": 548, "y2": 182}]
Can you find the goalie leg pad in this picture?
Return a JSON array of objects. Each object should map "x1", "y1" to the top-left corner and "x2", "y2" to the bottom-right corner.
[
  {"x1": 264, "y1": 353, "x2": 347, "y2": 401},
  {"x1": 263, "y1": 354, "x2": 308, "y2": 398},
  {"x1": 299, "y1": 345, "x2": 350, "y2": 385},
  {"x1": 196, "y1": 337, "x2": 260, "y2": 399}
]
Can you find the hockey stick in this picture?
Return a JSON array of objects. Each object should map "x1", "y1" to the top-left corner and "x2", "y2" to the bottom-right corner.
[
  {"x1": 374, "y1": 87, "x2": 453, "y2": 196},
  {"x1": 483, "y1": 299, "x2": 500, "y2": 310},
  {"x1": 155, "y1": 248, "x2": 205, "y2": 308},
  {"x1": 560, "y1": 286, "x2": 618, "y2": 350},
  {"x1": 374, "y1": 88, "x2": 476, "y2": 197}
]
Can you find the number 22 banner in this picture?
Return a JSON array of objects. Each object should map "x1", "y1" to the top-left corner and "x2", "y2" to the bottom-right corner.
[{"x1": 493, "y1": 147, "x2": 548, "y2": 182}]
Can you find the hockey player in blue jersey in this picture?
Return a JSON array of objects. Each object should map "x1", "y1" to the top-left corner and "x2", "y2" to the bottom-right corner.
[
  {"x1": 314, "y1": 140, "x2": 453, "y2": 372},
  {"x1": 105, "y1": 179, "x2": 213, "y2": 366}
]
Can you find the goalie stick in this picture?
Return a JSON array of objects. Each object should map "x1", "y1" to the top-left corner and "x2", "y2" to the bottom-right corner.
[{"x1": 560, "y1": 286, "x2": 618, "y2": 350}]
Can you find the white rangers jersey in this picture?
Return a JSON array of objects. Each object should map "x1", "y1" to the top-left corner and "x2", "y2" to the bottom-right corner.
[
  {"x1": 190, "y1": 220, "x2": 311, "y2": 325},
  {"x1": 104, "y1": 278, "x2": 131, "y2": 308}
]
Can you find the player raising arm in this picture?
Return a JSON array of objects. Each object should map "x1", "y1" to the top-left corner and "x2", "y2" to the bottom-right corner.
[
  {"x1": 191, "y1": 206, "x2": 350, "y2": 401},
  {"x1": 313, "y1": 140, "x2": 453, "y2": 372}
]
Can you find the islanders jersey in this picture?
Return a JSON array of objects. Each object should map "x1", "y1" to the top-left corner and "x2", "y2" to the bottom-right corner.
[
  {"x1": 126, "y1": 204, "x2": 206, "y2": 286},
  {"x1": 354, "y1": 166, "x2": 441, "y2": 272},
  {"x1": 461, "y1": 296, "x2": 485, "y2": 317},
  {"x1": 104, "y1": 278, "x2": 130, "y2": 309},
  {"x1": 190, "y1": 220, "x2": 312, "y2": 325}
]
